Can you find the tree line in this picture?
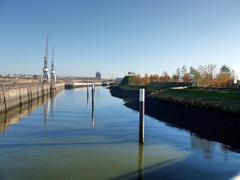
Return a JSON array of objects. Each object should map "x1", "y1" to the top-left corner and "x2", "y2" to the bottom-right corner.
[{"x1": 129, "y1": 64, "x2": 236, "y2": 88}]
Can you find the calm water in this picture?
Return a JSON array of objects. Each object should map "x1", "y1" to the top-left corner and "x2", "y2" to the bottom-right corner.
[{"x1": 0, "y1": 87, "x2": 240, "y2": 180}]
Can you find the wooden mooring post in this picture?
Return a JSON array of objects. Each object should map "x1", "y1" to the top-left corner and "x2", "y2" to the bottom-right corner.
[
  {"x1": 139, "y1": 89, "x2": 145, "y2": 144},
  {"x1": 29, "y1": 86, "x2": 33, "y2": 102},
  {"x1": 18, "y1": 88, "x2": 22, "y2": 107},
  {"x1": 92, "y1": 83, "x2": 95, "y2": 94},
  {"x1": 27, "y1": 87, "x2": 30, "y2": 103},
  {"x1": 87, "y1": 83, "x2": 89, "y2": 100},
  {"x1": 1, "y1": 84, "x2": 7, "y2": 112}
]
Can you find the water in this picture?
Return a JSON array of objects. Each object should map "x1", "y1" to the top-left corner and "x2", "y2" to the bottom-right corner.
[{"x1": 0, "y1": 87, "x2": 240, "y2": 180}]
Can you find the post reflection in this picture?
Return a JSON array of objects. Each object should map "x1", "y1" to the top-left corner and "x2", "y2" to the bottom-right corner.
[
  {"x1": 0, "y1": 98, "x2": 43, "y2": 135},
  {"x1": 138, "y1": 144, "x2": 144, "y2": 180},
  {"x1": 43, "y1": 98, "x2": 51, "y2": 126},
  {"x1": 50, "y1": 94, "x2": 56, "y2": 119},
  {"x1": 0, "y1": 112, "x2": 8, "y2": 136},
  {"x1": 220, "y1": 144, "x2": 229, "y2": 162},
  {"x1": 87, "y1": 86, "x2": 89, "y2": 108},
  {"x1": 43, "y1": 94, "x2": 56, "y2": 126},
  {"x1": 91, "y1": 85, "x2": 95, "y2": 127},
  {"x1": 191, "y1": 134, "x2": 215, "y2": 159},
  {"x1": 190, "y1": 133, "x2": 229, "y2": 161},
  {"x1": 27, "y1": 101, "x2": 33, "y2": 118}
]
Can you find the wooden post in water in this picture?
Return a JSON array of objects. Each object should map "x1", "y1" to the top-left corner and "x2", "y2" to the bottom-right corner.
[
  {"x1": 27, "y1": 87, "x2": 30, "y2": 103},
  {"x1": 37, "y1": 88, "x2": 40, "y2": 99},
  {"x1": 29, "y1": 86, "x2": 33, "y2": 102},
  {"x1": 92, "y1": 83, "x2": 95, "y2": 94},
  {"x1": 0, "y1": 85, "x2": 4, "y2": 112},
  {"x1": 139, "y1": 89, "x2": 145, "y2": 144},
  {"x1": 2, "y1": 84, "x2": 7, "y2": 112},
  {"x1": 19, "y1": 88, "x2": 22, "y2": 107},
  {"x1": 87, "y1": 83, "x2": 89, "y2": 100}
]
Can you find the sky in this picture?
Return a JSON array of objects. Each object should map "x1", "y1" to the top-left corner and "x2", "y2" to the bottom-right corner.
[{"x1": 0, "y1": 0, "x2": 240, "y2": 79}]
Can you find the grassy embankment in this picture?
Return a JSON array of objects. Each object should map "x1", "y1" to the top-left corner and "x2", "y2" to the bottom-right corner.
[{"x1": 118, "y1": 76, "x2": 240, "y2": 113}]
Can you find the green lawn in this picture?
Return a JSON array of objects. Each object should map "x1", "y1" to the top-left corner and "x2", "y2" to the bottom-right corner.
[
  {"x1": 160, "y1": 88, "x2": 240, "y2": 102},
  {"x1": 119, "y1": 84, "x2": 240, "y2": 113}
]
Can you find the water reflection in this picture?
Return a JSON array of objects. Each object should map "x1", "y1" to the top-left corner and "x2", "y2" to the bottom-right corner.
[
  {"x1": 50, "y1": 95, "x2": 56, "y2": 119},
  {"x1": 1, "y1": 88, "x2": 239, "y2": 180},
  {"x1": 43, "y1": 99, "x2": 50, "y2": 126},
  {"x1": 91, "y1": 86, "x2": 95, "y2": 127},
  {"x1": 0, "y1": 101, "x2": 37, "y2": 135},
  {"x1": 191, "y1": 134, "x2": 216, "y2": 159},
  {"x1": 138, "y1": 144, "x2": 144, "y2": 180},
  {"x1": 87, "y1": 86, "x2": 89, "y2": 108},
  {"x1": 191, "y1": 133, "x2": 231, "y2": 161},
  {"x1": 0, "y1": 112, "x2": 7, "y2": 135},
  {"x1": 43, "y1": 95, "x2": 56, "y2": 126},
  {"x1": 0, "y1": 95, "x2": 56, "y2": 134}
]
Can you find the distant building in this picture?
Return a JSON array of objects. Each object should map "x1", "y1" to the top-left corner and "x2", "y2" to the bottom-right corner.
[{"x1": 96, "y1": 72, "x2": 101, "y2": 80}]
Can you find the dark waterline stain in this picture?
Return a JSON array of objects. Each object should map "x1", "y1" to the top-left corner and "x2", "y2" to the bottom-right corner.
[{"x1": 110, "y1": 86, "x2": 240, "y2": 152}]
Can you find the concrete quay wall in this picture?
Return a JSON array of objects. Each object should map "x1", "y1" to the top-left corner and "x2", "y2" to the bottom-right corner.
[{"x1": 0, "y1": 83, "x2": 65, "y2": 113}]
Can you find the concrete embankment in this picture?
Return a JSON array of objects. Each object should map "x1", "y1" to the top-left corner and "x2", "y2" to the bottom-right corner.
[{"x1": 0, "y1": 83, "x2": 65, "y2": 113}]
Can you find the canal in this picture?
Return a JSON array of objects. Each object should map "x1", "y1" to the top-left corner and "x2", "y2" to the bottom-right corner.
[{"x1": 0, "y1": 87, "x2": 240, "y2": 180}]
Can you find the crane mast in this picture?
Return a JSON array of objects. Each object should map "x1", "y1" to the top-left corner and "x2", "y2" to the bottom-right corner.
[
  {"x1": 42, "y1": 36, "x2": 50, "y2": 83},
  {"x1": 50, "y1": 46, "x2": 56, "y2": 83}
]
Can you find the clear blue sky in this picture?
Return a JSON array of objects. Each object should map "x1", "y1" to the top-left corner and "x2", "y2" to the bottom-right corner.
[{"x1": 0, "y1": 0, "x2": 240, "y2": 78}]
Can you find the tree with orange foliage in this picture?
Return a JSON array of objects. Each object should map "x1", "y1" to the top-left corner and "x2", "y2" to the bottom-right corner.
[
  {"x1": 183, "y1": 73, "x2": 192, "y2": 82},
  {"x1": 143, "y1": 74, "x2": 150, "y2": 85},
  {"x1": 160, "y1": 71, "x2": 170, "y2": 82},
  {"x1": 216, "y1": 65, "x2": 234, "y2": 88},
  {"x1": 172, "y1": 75, "x2": 179, "y2": 82},
  {"x1": 133, "y1": 74, "x2": 143, "y2": 85},
  {"x1": 149, "y1": 74, "x2": 160, "y2": 83}
]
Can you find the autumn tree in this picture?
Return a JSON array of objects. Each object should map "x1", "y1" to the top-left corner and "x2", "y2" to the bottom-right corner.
[
  {"x1": 172, "y1": 68, "x2": 180, "y2": 82},
  {"x1": 172, "y1": 74, "x2": 179, "y2": 82},
  {"x1": 160, "y1": 71, "x2": 170, "y2": 82},
  {"x1": 189, "y1": 64, "x2": 234, "y2": 88},
  {"x1": 217, "y1": 65, "x2": 234, "y2": 88},
  {"x1": 197, "y1": 64, "x2": 217, "y2": 87},
  {"x1": 133, "y1": 74, "x2": 143, "y2": 85},
  {"x1": 149, "y1": 74, "x2": 160, "y2": 83},
  {"x1": 123, "y1": 63, "x2": 235, "y2": 88},
  {"x1": 183, "y1": 73, "x2": 192, "y2": 82},
  {"x1": 143, "y1": 74, "x2": 150, "y2": 84},
  {"x1": 207, "y1": 64, "x2": 217, "y2": 85}
]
